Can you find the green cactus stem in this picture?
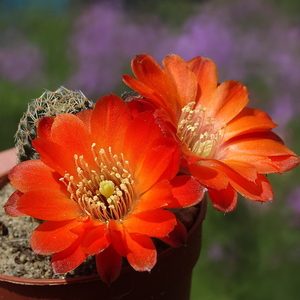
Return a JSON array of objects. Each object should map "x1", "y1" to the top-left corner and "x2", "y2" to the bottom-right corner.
[{"x1": 15, "y1": 86, "x2": 94, "y2": 162}]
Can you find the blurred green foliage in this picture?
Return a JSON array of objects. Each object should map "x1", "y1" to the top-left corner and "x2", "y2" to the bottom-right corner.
[
  {"x1": 0, "y1": 1, "x2": 299, "y2": 299},
  {"x1": 0, "y1": 3, "x2": 79, "y2": 150},
  {"x1": 192, "y1": 174, "x2": 300, "y2": 299}
]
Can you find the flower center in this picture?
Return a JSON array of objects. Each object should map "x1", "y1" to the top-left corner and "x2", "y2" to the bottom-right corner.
[
  {"x1": 60, "y1": 144, "x2": 135, "y2": 222},
  {"x1": 177, "y1": 102, "x2": 225, "y2": 159}
]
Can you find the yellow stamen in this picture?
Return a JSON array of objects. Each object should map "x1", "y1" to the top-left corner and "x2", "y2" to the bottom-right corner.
[
  {"x1": 178, "y1": 102, "x2": 225, "y2": 159},
  {"x1": 59, "y1": 145, "x2": 135, "y2": 222}
]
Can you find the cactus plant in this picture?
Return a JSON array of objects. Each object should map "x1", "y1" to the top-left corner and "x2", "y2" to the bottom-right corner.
[
  {"x1": 121, "y1": 91, "x2": 142, "y2": 101},
  {"x1": 15, "y1": 86, "x2": 94, "y2": 162}
]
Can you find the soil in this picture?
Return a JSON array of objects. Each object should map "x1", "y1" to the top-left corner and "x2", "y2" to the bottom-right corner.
[
  {"x1": 0, "y1": 183, "x2": 98, "y2": 279},
  {"x1": 0, "y1": 183, "x2": 199, "y2": 280}
]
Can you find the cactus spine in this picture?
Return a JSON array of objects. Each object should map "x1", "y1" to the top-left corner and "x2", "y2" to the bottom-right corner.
[{"x1": 15, "y1": 86, "x2": 94, "y2": 162}]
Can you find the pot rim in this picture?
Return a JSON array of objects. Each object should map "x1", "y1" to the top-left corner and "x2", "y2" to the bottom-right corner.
[
  {"x1": 0, "y1": 151, "x2": 207, "y2": 286},
  {"x1": 0, "y1": 148, "x2": 17, "y2": 180}
]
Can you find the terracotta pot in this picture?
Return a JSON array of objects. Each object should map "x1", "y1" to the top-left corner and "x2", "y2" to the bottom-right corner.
[
  {"x1": 0, "y1": 148, "x2": 16, "y2": 189},
  {"x1": 0, "y1": 149, "x2": 206, "y2": 300}
]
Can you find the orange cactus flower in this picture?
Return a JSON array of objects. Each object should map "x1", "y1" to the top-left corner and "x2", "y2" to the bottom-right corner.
[
  {"x1": 123, "y1": 54, "x2": 299, "y2": 213},
  {"x1": 5, "y1": 94, "x2": 204, "y2": 284}
]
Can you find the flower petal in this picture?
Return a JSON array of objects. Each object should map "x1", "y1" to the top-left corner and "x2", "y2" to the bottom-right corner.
[
  {"x1": 37, "y1": 116, "x2": 55, "y2": 140},
  {"x1": 124, "y1": 209, "x2": 176, "y2": 238},
  {"x1": 133, "y1": 139, "x2": 179, "y2": 192},
  {"x1": 134, "y1": 180, "x2": 174, "y2": 213},
  {"x1": 222, "y1": 133, "x2": 299, "y2": 173},
  {"x1": 163, "y1": 54, "x2": 198, "y2": 110},
  {"x1": 189, "y1": 161, "x2": 229, "y2": 190},
  {"x1": 209, "y1": 81, "x2": 249, "y2": 127},
  {"x1": 230, "y1": 173, "x2": 274, "y2": 202},
  {"x1": 30, "y1": 219, "x2": 81, "y2": 254},
  {"x1": 224, "y1": 107, "x2": 277, "y2": 141},
  {"x1": 108, "y1": 220, "x2": 129, "y2": 257},
  {"x1": 211, "y1": 162, "x2": 274, "y2": 201},
  {"x1": 32, "y1": 138, "x2": 79, "y2": 178},
  {"x1": 221, "y1": 160, "x2": 258, "y2": 182},
  {"x1": 81, "y1": 225, "x2": 110, "y2": 255},
  {"x1": 208, "y1": 185, "x2": 238, "y2": 213},
  {"x1": 187, "y1": 56, "x2": 218, "y2": 104},
  {"x1": 47, "y1": 113, "x2": 97, "y2": 169},
  {"x1": 160, "y1": 219, "x2": 187, "y2": 247},
  {"x1": 125, "y1": 232, "x2": 156, "y2": 272},
  {"x1": 12, "y1": 189, "x2": 82, "y2": 221},
  {"x1": 126, "y1": 54, "x2": 177, "y2": 114},
  {"x1": 223, "y1": 133, "x2": 288, "y2": 156},
  {"x1": 123, "y1": 75, "x2": 163, "y2": 107},
  {"x1": 268, "y1": 154, "x2": 300, "y2": 172},
  {"x1": 9, "y1": 159, "x2": 63, "y2": 193},
  {"x1": 51, "y1": 236, "x2": 88, "y2": 274},
  {"x1": 76, "y1": 109, "x2": 93, "y2": 131},
  {"x1": 96, "y1": 245, "x2": 122, "y2": 285},
  {"x1": 125, "y1": 112, "x2": 180, "y2": 192},
  {"x1": 4, "y1": 190, "x2": 27, "y2": 217},
  {"x1": 221, "y1": 154, "x2": 281, "y2": 174},
  {"x1": 90, "y1": 94, "x2": 132, "y2": 151},
  {"x1": 169, "y1": 175, "x2": 206, "y2": 208}
]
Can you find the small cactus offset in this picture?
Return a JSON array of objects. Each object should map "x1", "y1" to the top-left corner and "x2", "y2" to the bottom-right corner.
[{"x1": 15, "y1": 86, "x2": 94, "y2": 162}]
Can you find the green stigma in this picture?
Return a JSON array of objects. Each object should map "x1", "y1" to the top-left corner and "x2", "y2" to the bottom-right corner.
[{"x1": 100, "y1": 180, "x2": 115, "y2": 198}]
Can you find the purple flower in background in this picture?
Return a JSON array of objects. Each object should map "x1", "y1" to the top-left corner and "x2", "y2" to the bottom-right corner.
[
  {"x1": 269, "y1": 94, "x2": 294, "y2": 139},
  {"x1": 66, "y1": 2, "x2": 124, "y2": 95},
  {"x1": 267, "y1": 26, "x2": 300, "y2": 115},
  {"x1": 171, "y1": 0, "x2": 276, "y2": 81},
  {"x1": 207, "y1": 242, "x2": 238, "y2": 275},
  {"x1": 208, "y1": 243, "x2": 225, "y2": 262},
  {"x1": 0, "y1": 29, "x2": 44, "y2": 85},
  {"x1": 173, "y1": 7, "x2": 235, "y2": 75},
  {"x1": 66, "y1": 0, "x2": 300, "y2": 132},
  {"x1": 66, "y1": 0, "x2": 175, "y2": 97},
  {"x1": 288, "y1": 187, "x2": 300, "y2": 213}
]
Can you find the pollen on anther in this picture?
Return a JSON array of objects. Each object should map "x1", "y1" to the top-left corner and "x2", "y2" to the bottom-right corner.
[{"x1": 178, "y1": 102, "x2": 226, "y2": 159}]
